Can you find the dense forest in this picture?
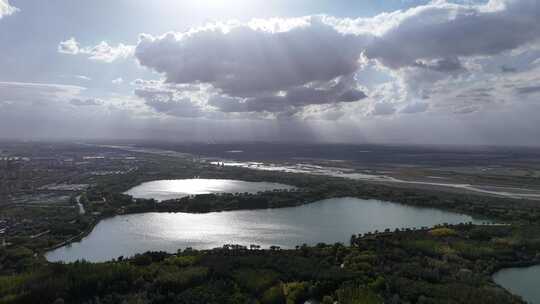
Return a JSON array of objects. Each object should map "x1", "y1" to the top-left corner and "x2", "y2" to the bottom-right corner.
[{"x1": 2, "y1": 224, "x2": 538, "y2": 303}]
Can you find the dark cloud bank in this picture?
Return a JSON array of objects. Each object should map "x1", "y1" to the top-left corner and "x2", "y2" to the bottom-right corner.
[{"x1": 132, "y1": 0, "x2": 540, "y2": 118}]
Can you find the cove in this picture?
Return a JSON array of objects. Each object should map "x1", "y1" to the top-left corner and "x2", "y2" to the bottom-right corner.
[
  {"x1": 124, "y1": 179, "x2": 295, "y2": 201},
  {"x1": 493, "y1": 265, "x2": 540, "y2": 304},
  {"x1": 46, "y1": 197, "x2": 480, "y2": 263}
]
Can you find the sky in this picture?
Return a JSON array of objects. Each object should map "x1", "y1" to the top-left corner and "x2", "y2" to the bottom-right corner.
[{"x1": 0, "y1": 0, "x2": 539, "y2": 146}]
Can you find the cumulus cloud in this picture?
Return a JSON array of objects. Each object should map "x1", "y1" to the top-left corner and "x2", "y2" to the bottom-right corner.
[
  {"x1": 131, "y1": 0, "x2": 540, "y2": 119},
  {"x1": 58, "y1": 37, "x2": 134, "y2": 63},
  {"x1": 58, "y1": 37, "x2": 80, "y2": 54},
  {"x1": 135, "y1": 16, "x2": 370, "y2": 116},
  {"x1": 0, "y1": 0, "x2": 18, "y2": 19},
  {"x1": 3, "y1": 0, "x2": 540, "y2": 145},
  {"x1": 365, "y1": 0, "x2": 540, "y2": 69},
  {"x1": 112, "y1": 77, "x2": 123, "y2": 85},
  {"x1": 136, "y1": 16, "x2": 369, "y2": 95},
  {"x1": 87, "y1": 41, "x2": 134, "y2": 62},
  {"x1": 209, "y1": 76, "x2": 367, "y2": 114},
  {"x1": 351, "y1": 0, "x2": 540, "y2": 117}
]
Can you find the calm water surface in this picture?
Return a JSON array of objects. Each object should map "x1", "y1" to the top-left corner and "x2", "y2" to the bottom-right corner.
[
  {"x1": 125, "y1": 179, "x2": 295, "y2": 201},
  {"x1": 47, "y1": 197, "x2": 480, "y2": 262},
  {"x1": 493, "y1": 265, "x2": 540, "y2": 304}
]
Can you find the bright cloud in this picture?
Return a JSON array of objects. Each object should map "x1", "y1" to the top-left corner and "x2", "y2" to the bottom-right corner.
[
  {"x1": 136, "y1": 17, "x2": 369, "y2": 95},
  {"x1": 112, "y1": 77, "x2": 123, "y2": 84},
  {"x1": 3, "y1": 0, "x2": 540, "y2": 145},
  {"x1": 0, "y1": 0, "x2": 17, "y2": 19},
  {"x1": 75, "y1": 75, "x2": 92, "y2": 81},
  {"x1": 130, "y1": 0, "x2": 540, "y2": 120},
  {"x1": 58, "y1": 37, "x2": 134, "y2": 63},
  {"x1": 134, "y1": 16, "x2": 371, "y2": 116}
]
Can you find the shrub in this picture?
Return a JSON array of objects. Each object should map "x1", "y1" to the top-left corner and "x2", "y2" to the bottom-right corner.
[
  {"x1": 261, "y1": 284, "x2": 286, "y2": 304},
  {"x1": 233, "y1": 269, "x2": 280, "y2": 295},
  {"x1": 429, "y1": 228, "x2": 457, "y2": 237}
]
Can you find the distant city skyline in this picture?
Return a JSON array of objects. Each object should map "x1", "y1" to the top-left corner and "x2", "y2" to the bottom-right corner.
[{"x1": 0, "y1": 0, "x2": 539, "y2": 146}]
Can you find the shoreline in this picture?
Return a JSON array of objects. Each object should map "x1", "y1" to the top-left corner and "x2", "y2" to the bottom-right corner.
[
  {"x1": 42, "y1": 194, "x2": 496, "y2": 261},
  {"x1": 41, "y1": 220, "x2": 540, "y2": 304}
]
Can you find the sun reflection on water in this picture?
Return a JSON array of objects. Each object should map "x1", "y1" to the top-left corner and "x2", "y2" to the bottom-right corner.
[{"x1": 125, "y1": 178, "x2": 294, "y2": 201}]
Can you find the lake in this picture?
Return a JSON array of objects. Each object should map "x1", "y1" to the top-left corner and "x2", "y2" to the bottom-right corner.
[
  {"x1": 493, "y1": 265, "x2": 540, "y2": 304},
  {"x1": 46, "y1": 197, "x2": 480, "y2": 263},
  {"x1": 124, "y1": 179, "x2": 295, "y2": 201}
]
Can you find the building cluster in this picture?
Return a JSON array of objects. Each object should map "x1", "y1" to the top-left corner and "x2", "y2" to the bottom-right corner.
[
  {"x1": 0, "y1": 144, "x2": 142, "y2": 202},
  {"x1": 0, "y1": 157, "x2": 32, "y2": 196}
]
